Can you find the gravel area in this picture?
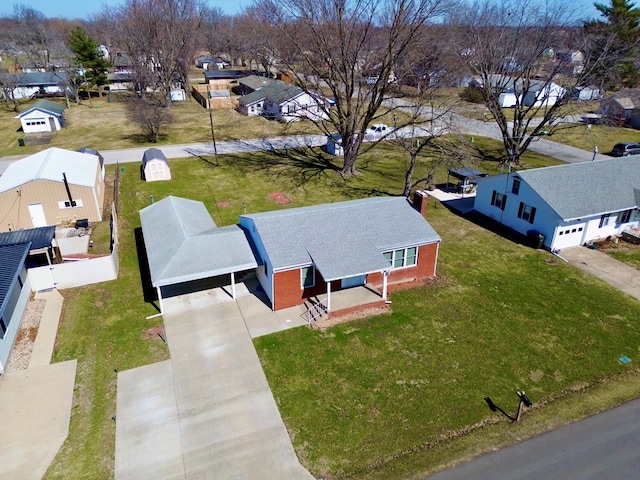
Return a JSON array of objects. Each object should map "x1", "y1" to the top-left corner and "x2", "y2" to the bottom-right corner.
[{"x1": 4, "y1": 298, "x2": 45, "y2": 373}]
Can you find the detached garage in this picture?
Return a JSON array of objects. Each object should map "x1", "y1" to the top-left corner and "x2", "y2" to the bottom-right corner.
[
  {"x1": 15, "y1": 99, "x2": 66, "y2": 133},
  {"x1": 0, "y1": 147, "x2": 105, "y2": 233},
  {"x1": 142, "y1": 148, "x2": 171, "y2": 182}
]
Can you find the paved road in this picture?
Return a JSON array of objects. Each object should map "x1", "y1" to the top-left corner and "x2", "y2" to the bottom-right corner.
[{"x1": 427, "y1": 398, "x2": 640, "y2": 480}]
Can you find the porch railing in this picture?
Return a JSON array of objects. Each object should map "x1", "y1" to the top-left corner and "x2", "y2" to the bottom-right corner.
[{"x1": 303, "y1": 298, "x2": 328, "y2": 325}]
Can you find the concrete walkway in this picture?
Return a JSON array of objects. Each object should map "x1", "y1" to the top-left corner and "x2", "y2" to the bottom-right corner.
[
  {"x1": 0, "y1": 289, "x2": 76, "y2": 480},
  {"x1": 115, "y1": 286, "x2": 314, "y2": 479},
  {"x1": 560, "y1": 246, "x2": 640, "y2": 302}
]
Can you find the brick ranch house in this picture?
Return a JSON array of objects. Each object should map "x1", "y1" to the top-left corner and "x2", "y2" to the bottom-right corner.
[{"x1": 140, "y1": 194, "x2": 440, "y2": 314}]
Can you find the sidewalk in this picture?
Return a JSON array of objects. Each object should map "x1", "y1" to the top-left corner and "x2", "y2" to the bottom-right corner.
[{"x1": 0, "y1": 289, "x2": 76, "y2": 480}]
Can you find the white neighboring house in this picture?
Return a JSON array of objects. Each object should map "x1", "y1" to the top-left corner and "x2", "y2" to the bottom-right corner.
[
  {"x1": 473, "y1": 157, "x2": 640, "y2": 251},
  {"x1": 15, "y1": 99, "x2": 65, "y2": 133},
  {"x1": 238, "y1": 79, "x2": 328, "y2": 122},
  {"x1": 142, "y1": 148, "x2": 171, "y2": 182},
  {"x1": 1, "y1": 72, "x2": 69, "y2": 100},
  {"x1": 477, "y1": 75, "x2": 566, "y2": 108}
]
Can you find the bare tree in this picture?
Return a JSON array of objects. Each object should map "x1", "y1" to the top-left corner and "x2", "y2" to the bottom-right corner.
[
  {"x1": 128, "y1": 94, "x2": 174, "y2": 142},
  {"x1": 452, "y1": 0, "x2": 606, "y2": 166},
  {"x1": 255, "y1": 0, "x2": 449, "y2": 176},
  {"x1": 0, "y1": 69, "x2": 20, "y2": 112},
  {"x1": 114, "y1": 0, "x2": 205, "y2": 106}
]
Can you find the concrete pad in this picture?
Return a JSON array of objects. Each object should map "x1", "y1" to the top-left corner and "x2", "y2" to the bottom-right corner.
[
  {"x1": 115, "y1": 360, "x2": 185, "y2": 480},
  {"x1": 29, "y1": 289, "x2": 64, "y2": 368},
  {"x1": 561, "y1": 246, "x2": 640, "y2": 302},
  {"x1": 0, "y1": 360, "x2": 77, "y2": 480},
  {"x1": 57, "y1": 235, "x2": 89, "y2": 256}
]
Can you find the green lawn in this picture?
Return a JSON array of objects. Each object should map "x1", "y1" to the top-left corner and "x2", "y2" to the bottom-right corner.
[
  {"x1": 544, "y1": 123, "x2": 640, "y2": 155},
  {"x1": 43, "y1": 141, "x2": 639, "y2": 479}
]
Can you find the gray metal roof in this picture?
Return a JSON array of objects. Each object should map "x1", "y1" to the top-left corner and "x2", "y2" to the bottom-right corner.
[
  {"x1": 0, "y1": 72, "x2": 70, "y2": 87},
  {"x1": 139, "y1": 196, "x2": 257, "y2": 287},
  {"x1": 516, "y1": 157, "x2": 640, "y2": 220},
  {"x1": 0, "y1": 243, "x2": 30, "y2": 312},
  {"x1": 241, "y1": 197, "x2": 441, "y2": 279},
  {"x1": 0, "y1": 226, "x2": 55, "y2": 250},
  {"x1": 142, "y1": 148, "x2": 168, "y2": 168}
]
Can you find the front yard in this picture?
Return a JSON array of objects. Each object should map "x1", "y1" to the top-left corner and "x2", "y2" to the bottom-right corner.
[{"x1": 43, "y1": 144, "x2": 640, "y2": 479}]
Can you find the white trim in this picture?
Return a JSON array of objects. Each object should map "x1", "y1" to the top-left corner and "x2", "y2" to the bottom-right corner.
[
  {"x1": 231, "y1": 272, "x2": 236, "y2": 299},
  {"x1": 58, "y1": 198, "x2": 84, "y2": 209},
  {"x1": 326, "y1": 280, "x2": 331, "y2": 312},
  {"x1": 301, "y1": 265, "x2": 316, "y2": 289}
]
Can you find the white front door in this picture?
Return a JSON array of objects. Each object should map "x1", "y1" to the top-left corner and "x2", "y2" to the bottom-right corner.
[
  {"x1": 28, "y1": 203, "x2": 47, "y2": 227},
  {"x1": 341, "y1": 275, "x2": 366, "y2": 289}
]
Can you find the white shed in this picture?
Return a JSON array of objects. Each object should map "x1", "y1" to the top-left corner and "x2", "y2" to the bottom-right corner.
[
  {"x1": 142, "y1": 148, "x2": 171, "y2": 182},
  {"x1": 326, "y1": 134, "x2": 344, "y2": 156}
]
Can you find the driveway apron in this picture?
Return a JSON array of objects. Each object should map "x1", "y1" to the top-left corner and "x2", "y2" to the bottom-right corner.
[{"x1": 116, "y1": 287, "x2": 313, "y2": 479}]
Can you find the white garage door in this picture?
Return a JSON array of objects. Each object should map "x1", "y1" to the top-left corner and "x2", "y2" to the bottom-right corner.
[{"x1": 554, "y1": 224, "x2": 585, "y2": 250}]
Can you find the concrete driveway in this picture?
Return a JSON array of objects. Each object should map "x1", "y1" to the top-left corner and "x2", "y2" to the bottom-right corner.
[
  {"x1": 560, "y1": 246, "x2": 640, "y2": 302},
  {"x1": 115, "y1": 286, "x2": 314, "y2": 480}
]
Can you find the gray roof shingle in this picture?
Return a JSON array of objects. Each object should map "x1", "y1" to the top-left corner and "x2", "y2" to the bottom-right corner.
[
  {"x1": 516, "y1": 157, "x2": 640, "y2": 220},
  {"x1": 241, "y1": 197, "x2": 440, "y2": 280},
  {"x1": 140, "y1": 196, "x2": 257, "y2": 287},
  {"x1": 16, "y1": 99, "x2": 66, "y2": 117}
]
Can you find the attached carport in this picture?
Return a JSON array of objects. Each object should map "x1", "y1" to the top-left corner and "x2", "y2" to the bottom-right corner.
[
  {"x1": 447, "y1": 167, "x2": 487, "y2": 194},
  {"x1": 0, "y1": 226, "x2": 56, "y2": 265},
  {"x1": 139, "y1": 196, "x2": 258, "y2": 317}
]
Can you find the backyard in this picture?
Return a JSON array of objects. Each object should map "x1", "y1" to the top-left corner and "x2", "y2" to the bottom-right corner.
[{"x1": 39, "y1": 141, "x2": 640, "y2": 479}]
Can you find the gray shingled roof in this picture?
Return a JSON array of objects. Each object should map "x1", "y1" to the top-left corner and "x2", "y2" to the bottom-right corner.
[
  {"x1": 603, "y1": 88, "x2": 640, "y2": 110},
  {"x1": 241, "y1": 197, "x2": 441, "y2": 281},
  {"x1": 142, "y1": 148, "x2": 168, "y2": 168},
  {"x1": 16, "y1": 99, "x2": 66, "y2": 117},
  {"x1": 239, "y1": 81, "x2": 304, "y2": 107},
  {"x1": 238, "y1": 75, "x2": 275, "y2": 91},
  {"x1": 140, "y1": 196, "x2": 257, "y2": 287},
  {"x1": 1, "y1": 71, "x2": 70, "y2": 87},
  {"x1": 238, "y1": 89, "x2": 267, "y2": 106},
  {"x1": 516, "y1": 157, "x2": 640, "y2": 220}
]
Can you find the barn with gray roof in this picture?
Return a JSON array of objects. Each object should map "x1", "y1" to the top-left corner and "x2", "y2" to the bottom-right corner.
[{"x1": 473, "y1": 157, "x2": 640, "y2": 251}]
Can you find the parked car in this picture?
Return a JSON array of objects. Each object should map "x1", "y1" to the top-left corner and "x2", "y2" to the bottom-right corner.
[
  {"x1": 611, "y1": 142, "x2": 640, "y2": 157},
  {"x1": 365, "y1": 124, "x2": 393, "y2": 135}
]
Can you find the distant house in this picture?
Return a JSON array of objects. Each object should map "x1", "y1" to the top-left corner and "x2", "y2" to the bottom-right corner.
[
  {"x1": 204, "y1": 70, "x2": 259, "y2": 91},
  {"x1": 15, "y1": 99, "x2": 66, "y2": 133},
  {"x1": 472, "y1": 158, "x2": 640, "y2": 251},
  {"x1": 112, "y1": 52, "x2": 133, "y2": 75},
  {"x1": 475, "y1": 75, "x2": 566, "y2": 108},
  {"x1": 142, "y1": 148, "x2": 171, "y2": 182},
  {"x1": 140, "y1": 195, "x2": 441, "y2": 314},
  {"x1": 555, "y1": 49, "x2": 585, "y2": 75},
  {"x1": 238, "y1": 79, "x2": 329, "y2": 122},
  {"x1": 0, "y1": 71, "x2": 69, "y2": 100},
  {"x1": 195, "y1": 55, "x2": 229, "y2": 69},
  {"x1": 600, "y1": 89, "x2": 640, "y2": 128},
  {"x1": 0, "y1": 147, "x2": 105, "y2": 232},
  {"x1": 0, "y1": 243, "x2": 31, "y2": 375},
  {"x1": 572, "y1": 85, "x2": 602, "y2": 101}
]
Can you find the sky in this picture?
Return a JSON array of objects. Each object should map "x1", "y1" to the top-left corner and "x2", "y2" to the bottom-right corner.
[
  {"x1": 0, "y1": 0, "x2": 605, "y2": 22},
  {"x1": 0, "y1": 0, "x2": 246, "y2": 19}
]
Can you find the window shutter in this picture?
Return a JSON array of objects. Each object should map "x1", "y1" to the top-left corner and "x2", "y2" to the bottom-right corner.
[
  {"x1": 518, "y1": 202, "x2": 524, "y2": 218},
  {"x1": 529, "y1": 207, "x2": 536, "y2": 224},
  {"x1": 491, "y1": 190, "x2": 497, "y2": 205},
  {"x1": 501, "y1": 195, "x2": 507, "y2": 210}
]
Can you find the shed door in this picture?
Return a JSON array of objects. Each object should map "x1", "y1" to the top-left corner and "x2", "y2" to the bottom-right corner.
[
  {"x1": 28, "y1": 203, "x2": 47, "y2": 227},
  {"x1": 341, "y1": 275, "x2": 366, "y2": 289},
  {"x1": 48, "y1": 116, "x2": 56, "y2": 131}
]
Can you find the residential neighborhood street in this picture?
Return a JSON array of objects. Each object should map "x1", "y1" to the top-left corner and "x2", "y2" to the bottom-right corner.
[{"x1": 427, "y1": 397, "x2": 640, "y2": 480}]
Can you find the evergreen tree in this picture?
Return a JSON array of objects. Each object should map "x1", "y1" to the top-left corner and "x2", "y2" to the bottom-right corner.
[
  {"x1": 67, "y1": 26, "x2": 110, "y2": 97},
  {"x1": 584, "y1": 0, "x2": 640, "y2": 89}
]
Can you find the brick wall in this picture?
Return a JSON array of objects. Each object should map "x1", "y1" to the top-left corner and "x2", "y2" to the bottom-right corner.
[{"x1": 367, "y1": 243, "x2": 439, "y2": 288}]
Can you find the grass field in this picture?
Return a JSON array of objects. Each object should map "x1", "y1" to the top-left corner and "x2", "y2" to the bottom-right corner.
[{"x1": 40, "y1": 140, "x2": 640, "y2": 479}]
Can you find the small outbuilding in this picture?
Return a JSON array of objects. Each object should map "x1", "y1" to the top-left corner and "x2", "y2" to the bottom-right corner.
[
  {"x1": 15, "y1": 99, "x2": 66, "y2": 133},
  {"x1": 326, "y1": 133, "x2": 344, "y2": 156},
  {"x1": 142, "y1": 148, "x2": 171, "y2": 182}
]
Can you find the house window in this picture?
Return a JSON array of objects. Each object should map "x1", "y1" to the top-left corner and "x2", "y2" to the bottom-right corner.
[
  {"x1": 511, "y1": 178, "x2": 521, "y2": 195},
  {"x1": 617, "y1": 209, "x2": 633, "y2": 224},
  {"x1": 599, "y1": 214, "x2": 614, "y2": 228},
  {"x1": 491, "y1": 190, "x2": 507, "y2": 210},
  {"x1": 58, "y1": 199, "x2": 83, "y2": 209},
  {"x1": 517, "y1": 202, "x2": 536, "y2": 224},
  {"x1": 301, "y1": 265, "x2": 315, "y2": 289},
  {"x1": 384, "y1": 247, "x2": 418, "y2": 269}
]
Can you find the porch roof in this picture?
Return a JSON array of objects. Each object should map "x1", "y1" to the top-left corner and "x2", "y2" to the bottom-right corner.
[{"x1": 308, "y1": 241, "x2": 390, "y2": 282}]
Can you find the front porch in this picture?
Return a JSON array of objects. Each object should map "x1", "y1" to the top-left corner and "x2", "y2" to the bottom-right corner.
[{"x1": 303, "y1": 284, "x2": 386, "y2": 325}]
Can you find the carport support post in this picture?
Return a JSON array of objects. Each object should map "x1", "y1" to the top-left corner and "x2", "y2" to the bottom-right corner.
[
  {"x1": 231, "y1": 272, "x2": 236, "y2": 299},
  {"x1": 156, "y1": 287, "x2": 165, "y2": 315},
  {"x1": 326, "y1": 281, "x2": 331, "y2": 312}
]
